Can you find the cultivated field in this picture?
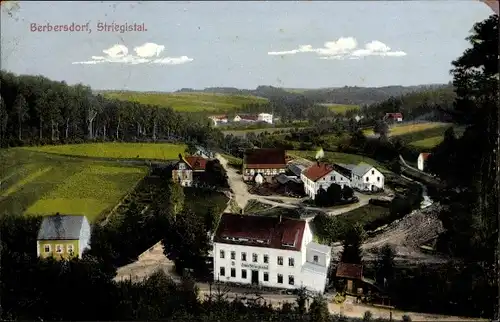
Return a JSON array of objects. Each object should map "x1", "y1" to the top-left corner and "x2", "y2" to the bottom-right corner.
[
  {"x1": 103, "y1": 91, "x2": 268, "y2": 113},
  {"x1": 410, "y1": 136, "x2": 444, "y2": 149},
  {"x1": 22, "y1": 142, "x2": 186, "y2": 160},
  {"x1": 0, "y1": 149, "x2": 147, "y2": 221},
  {"x1": 363, "y1": 122, "x2": 449, "y2": 137},
  {"x1": 319, "y1": 103, "x2": 360, "y2": 114},
  {"x1": 287, "y1": 150, "x2": 391, "y2": 173}
]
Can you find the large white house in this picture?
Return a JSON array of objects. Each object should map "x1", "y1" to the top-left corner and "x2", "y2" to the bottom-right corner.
[
  {"x1": 257, "y1": 113, "x2": 273, "y2": 124},
  {"x1": 300, "y1": 162, "x2": 351, "y2": 200},
  {"x1": 336, "y1": 163, "x2": 385, "y2": 192},
  {"x1": 213, "y1": 213, "x2": 332, "y2": 294}
]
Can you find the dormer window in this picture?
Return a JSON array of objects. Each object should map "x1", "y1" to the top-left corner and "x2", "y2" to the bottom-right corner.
[
  {"x1": 179, "y1": 163, "x2": 185, "y2": 170},
  {"x1": 371, "y1": 170, "x2": 375, "y2": 175}
]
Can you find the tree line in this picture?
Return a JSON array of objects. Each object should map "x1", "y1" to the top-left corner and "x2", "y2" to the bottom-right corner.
[{"x1": 0, "y1": 71, "x2": 224, "y2": 148}]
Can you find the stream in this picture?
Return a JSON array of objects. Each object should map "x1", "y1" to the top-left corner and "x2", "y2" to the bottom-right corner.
[{"x1": 401, "y1": 174, "x2": 433, "y2": 209}]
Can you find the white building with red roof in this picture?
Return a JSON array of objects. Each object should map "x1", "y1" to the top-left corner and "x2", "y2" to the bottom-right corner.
[
  {"x1": 300, "y1": 162, "x2": 351, "y2": 200},
  {"x1": 213, "y1": 213, "x2": 332, "y2": 293},
  {"x1": 172, "y1": 154, "x2": 209, "y2": 187},
  {"x1": 417, "y1": 153, "x2": 431, "y2": 171}
]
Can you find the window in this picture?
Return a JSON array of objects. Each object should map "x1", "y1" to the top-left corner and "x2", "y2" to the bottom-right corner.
[
  {"x1": 179, "y1": 163, "x2": 185, "y2": 170},
  {"x1": 263, "y1": 254, "x2": 269, "y2": 263},
  {"x1": 252, "y1": 253, "x2": 258, "y2": 263},
  {"x1": 241, "y1": 269, "x2": 247, "y2": 279},
  {"x1": 67, "y1": 244, "x2": 74, "y2": 254},
  {"x1": 289, "y1": 275, "x2": 295, "y2": 285},
  {"x1": 44, "y1": 245, "x2": 51, "y2": 253},
  {"x1": 333, "y1": 176, "x2": 336, "y2": 181},
  {"x1": 277, "y1": 274, "x2": 283, "y2": 284},
  {"x1": 313, "y1": 255, "x2": 319, "y2": 263},
  {"x1": 366, "y1": 177, "x2": 369, "y2": 182},
  {"x1": 230, "y1": 251, "x2": 236, "y2": 260},
  {"x1": 231, "y1": 268, "x2": 236, "y2": 277},
  {"x1": 277, "y1": 256, "x2": 283, "y2": 266},
  {"x1": 377, "y1": 176, "x2": 380, "y2": 182},
  {"x1": 288, "y1": 257, "x2": 295, "y2": 267},
  {"x1": 241, "y1": 252, "x2": 247, "y2": 261},
  {"x1": 264, "y1": 272, "x2": 269, "y2": 282},
  {"x1": 372, "y1": 170, "x2": 375, "y2": 175},
  {"x1": 220, "y1": 267, "x2": 225, "y2": 276},
  {"x1": 55, "y1": 245, "x2": 63, "y2": 253},
  {"x1": 220, "y1": 250, "x2": 225, "y2": 259}
]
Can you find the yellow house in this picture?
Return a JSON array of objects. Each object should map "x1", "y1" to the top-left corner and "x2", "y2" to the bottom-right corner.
[{"x1": 37, "y1": 213, "x2": 91, "y2": 260}]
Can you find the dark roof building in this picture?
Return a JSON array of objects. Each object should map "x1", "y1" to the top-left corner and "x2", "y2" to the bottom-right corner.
[
  {"x1": 336, "y1": 263, "x2": 363, "y2": 280},
  {"x1": 37, "y1": 214, "x2": 88, "y2": 240},
  {"x1": 243, "y1": 148, "x2": 286, "y2": 169},
  {"x1": 213, "y1": 213, "x2": 306, "y2": 251}
]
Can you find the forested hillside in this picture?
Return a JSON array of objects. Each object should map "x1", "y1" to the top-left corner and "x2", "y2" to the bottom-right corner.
[
  {"x1": 0, "y1": 71, "x2": 223, "y2": 148},
  {"x1": 176, "y1": 83, "x2": 452, "y2": 105}
]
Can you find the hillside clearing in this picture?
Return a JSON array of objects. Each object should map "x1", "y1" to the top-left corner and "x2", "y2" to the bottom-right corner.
[
  {"x1": 410, "y1": 136, "x2": 444, "y2": 149},
  {"x1": 21, "y1": 143, "x2": 186, "y2": 160},
  {"x1": 363, "y1": 122, "x2": 449, "y2": 137},
  {"x1": 320, "y1": 103, "x2": 360, "y2": 114},
  {"x1": 0, "y1": 149, "x2": 147, "y2": 221},
  {"x1": 103, "y1": 91, "x2": 268, "y2": 112}
]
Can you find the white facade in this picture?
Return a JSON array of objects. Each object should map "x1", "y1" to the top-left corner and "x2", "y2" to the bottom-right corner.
[
  {"x1": 258, "y1": 113, "x2": 273, "y2": 124},
  {"x1": 213, "y1": 223, "x2": 331, "y2": 294},
  {"x1": 78, "y1": 217, "x2": 92, "y2": 258},
  {"x1": 351, "y1": 166, "x2": 384, "y2": 191},
  {"x1": 417, "y1": 153, "x2": 430, "y2": 171},
  {"x1": 233, "y1": 115, "x2": 241, "y2": 122},
  {"x1": 301, "y1": 169, "x2": 351, "y2": 200}
]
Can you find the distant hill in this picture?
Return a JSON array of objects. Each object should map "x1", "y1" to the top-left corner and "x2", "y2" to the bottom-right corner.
[{"x1": 175, "y1": 84, "x2": 452, "y2": 106}]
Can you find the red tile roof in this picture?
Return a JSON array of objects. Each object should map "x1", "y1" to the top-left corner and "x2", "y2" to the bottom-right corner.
[
  {"x1": 385, "y1": 112, "x2": 403, "y2": 118},
  {"x1": 244, "y1": 148, "x2": 286, "y2": 169},
  {"x1": 303, "y1": 162, "x2": 335, "y2": 182},
  {"x1": 336, "y1": 263, "x2": 363, "y2": 280},
  {"x1": 239, "y1": 114, "x2": 258, "y2": 121},
  {"x1": 213, "y1": 213, "x2": 306, "y2": 251},
  {"x1": 185, "y1": 156, "x2": 208, "y2": 170},
  {"x1": 419, "y1": 153, "x2": 431, "y2": 161}
]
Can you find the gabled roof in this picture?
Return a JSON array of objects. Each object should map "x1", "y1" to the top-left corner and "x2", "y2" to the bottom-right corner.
[
  {"x1": 302, "y1": 162, "x2": 335, "y2": 182},
  {"x1": 332, "y1": 164, "x2": 354, "y2": 178},
  {"x1": 385, "y1": 112, "x2": 403, "y2": 118},
  {"x1": 336, "y1": 263, "x2": 363, "y2": 280},
  {"x1": 185, "y1": 156, "x2": 208, "y2": 170},
  {"x1": 352, "y1": 164, "x2": 375, "y2": 177},
  {"x1": 213, "y1": 213, "x2": 306, "y2": 251},
  {"x1": 244, "y1": 148, "x2": 286, "y2": 168},
  {"x1": 37, "y1": 214, "x2": 86, "y2": 240}
]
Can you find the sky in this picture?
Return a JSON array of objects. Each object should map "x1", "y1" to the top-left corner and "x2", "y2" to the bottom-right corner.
[{"x1": 0, "y1": 1, "x2": 494, "y2": 91}]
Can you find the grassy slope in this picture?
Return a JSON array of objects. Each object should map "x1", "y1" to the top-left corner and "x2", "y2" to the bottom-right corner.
[
  {"x1": 103, "y1": 91, "x2": 268, "y2": 113},
  {"x1": 319, "y1": 103, "x2": 360, "y2": 114},
  {"x1": 22, "y1": 143, "x2": 187, "y2": 160},
  {"x1": 363, "y1": 122, "x2": 449, "y2": 137},
  {"x1": 0, "y1": 149, "x2": 147, "y2": 221}
]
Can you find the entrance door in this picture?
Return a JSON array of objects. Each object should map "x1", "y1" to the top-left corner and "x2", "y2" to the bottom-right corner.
[{"x1": 251, "y1": 270, "x2": 259, "y2": 285}]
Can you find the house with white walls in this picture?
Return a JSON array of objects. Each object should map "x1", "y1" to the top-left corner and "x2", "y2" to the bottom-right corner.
[
  {"x1": 417, "y1": 153, "x2": 431, "y2": 171},
  {"x1": 257, "y1": 113, "x2": 273, "y2": 124},
  {"x1": 300, "y1": 162, "x2": 351, "y2": 200},
  {"x1": 335, "y1": 163, "x2": 385, "y2": 192},
  {"x1": 213, "y1": 213, "x2": 332, "y2": 294}
]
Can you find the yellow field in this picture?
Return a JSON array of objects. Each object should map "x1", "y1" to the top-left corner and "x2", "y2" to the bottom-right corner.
[
  {"x1": 21, "y1": 143, "x2": 187, "y2": 160},
  {"x1": 25, "y1": 165, "x2": 146, "y2": 218},
  {"x1": 410, "y1": 136, "x2": 444, "y2": 149},
  {"x1": 103, "y1": 91, "x2": 268, "y2": 113},
  {"x1": 0, "y1": 149, "x2": 147, "y2": 221},
  {"x1": 363, "y1": 122, "x2": 448, "y2": 137}
]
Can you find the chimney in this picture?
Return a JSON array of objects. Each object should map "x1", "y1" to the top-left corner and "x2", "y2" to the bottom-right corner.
[
  {"x1": 178, "y1": 153, "x2": 183, "y2": 160},
  {"x1": 279, "y1": 215, "x2": 282, "y2": 224}
]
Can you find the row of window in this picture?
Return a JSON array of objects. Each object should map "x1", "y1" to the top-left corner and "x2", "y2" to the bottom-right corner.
[
  {"x1": 219, "y1": 267, "x2": 295, "y2": 285},
  {"x1": 220, "y1": 250, "x2": 295, "y2": 267},
  {"x1": 43, "y1": 244, "x2": 74, "y2": 254}
]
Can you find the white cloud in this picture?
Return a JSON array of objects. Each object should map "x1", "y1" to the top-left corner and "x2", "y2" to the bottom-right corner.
[
  {"x1": 268, "y1": 37, "x2": 406, "y2": 60},
  {"x1": 72, "y1": 42, "x2": 194, "y2": 65}
]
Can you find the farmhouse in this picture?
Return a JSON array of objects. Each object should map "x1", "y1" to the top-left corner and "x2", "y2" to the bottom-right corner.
[
  {"x1": 243, "y1": 148, "x2": 287, "y2": 182},
  {"x1": 213, "y1": 213, "x2": 332, "y2": 293},
  {"x1": 384, "y1": 112, "x2": 403, "y2": 122},
  {"x1": 172, "y1": 154, "x2": 209, "y2": 187},
  {"x1": 301, "y1": 162, "x2": 351, "y2": 200},
  {"x1": 37, "y1": 213, "x2": 91, "y2": 260},
  {"x1": 209, "y1": 115, "x2": 228, "y2": 126},
  {"x1": 335, "y1": 163, "x2": 385, "y2": 192},
  {"x1": 417, "y1": 152, "x2": 431, "y2": 171},
  {"x1": 257, "y1": 113, "x2": 274, "y2": 124}
]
